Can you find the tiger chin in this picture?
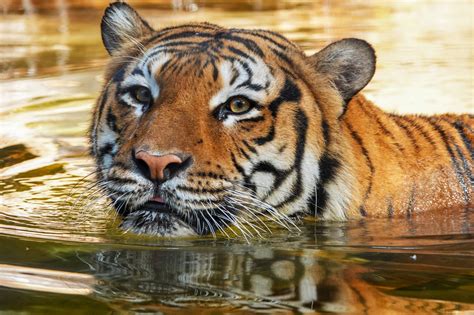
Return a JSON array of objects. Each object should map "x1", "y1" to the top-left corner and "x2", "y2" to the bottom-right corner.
[{"x1": 89, "y1": 2, "x2": 473, "y2": 238}]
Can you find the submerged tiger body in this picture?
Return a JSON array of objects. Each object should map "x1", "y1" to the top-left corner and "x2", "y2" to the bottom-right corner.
[{"x1": 90, "y1": 2, "x2": 473, "y2": 237}]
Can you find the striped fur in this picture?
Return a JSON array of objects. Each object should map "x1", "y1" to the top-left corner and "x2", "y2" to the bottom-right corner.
[{"x1": 89, "y1": 2, "x2": 473, "y2": 237}]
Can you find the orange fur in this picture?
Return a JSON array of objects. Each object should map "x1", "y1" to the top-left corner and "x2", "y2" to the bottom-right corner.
[{"x1": 341, "y1": 95, "x2": 473, "y2": 217}]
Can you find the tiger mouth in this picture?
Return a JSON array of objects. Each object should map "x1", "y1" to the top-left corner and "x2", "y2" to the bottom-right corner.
[
  {"x1": 118, "y1": 195, "x2": 199, "y2": 237},
  {"x1": 113, "y1": 186, "x2": 295, "y2": 238},
  {"x1": 141, "y1": 199, "x2": 172, "y2": 213}
]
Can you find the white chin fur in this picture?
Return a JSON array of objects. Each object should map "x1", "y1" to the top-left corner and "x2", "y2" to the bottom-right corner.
[{"x1": 120, "y1": 210, "x2": 197, "y2": 237}]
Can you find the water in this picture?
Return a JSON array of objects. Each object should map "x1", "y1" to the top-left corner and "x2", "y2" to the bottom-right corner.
[{"x1": 0, "y1": 1, "x2": 473, "y2": 313}]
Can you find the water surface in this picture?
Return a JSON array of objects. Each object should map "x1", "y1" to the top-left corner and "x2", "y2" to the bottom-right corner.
[{"x1": 0, "y1": 0, "x2": 473, "y2": 313}]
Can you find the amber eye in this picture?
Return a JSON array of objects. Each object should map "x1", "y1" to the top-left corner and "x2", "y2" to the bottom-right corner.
[
  {"x1": 132, "y1": 86, "x2": 152, "y2": 105},
  {"x1": 228, "y1": 96, "x2": 252, "y2": 114}
]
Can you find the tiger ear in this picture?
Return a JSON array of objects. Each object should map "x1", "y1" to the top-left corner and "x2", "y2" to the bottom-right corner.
[
  {"x1": 101, "y1": 2, "x2": 154, "y2": 55},
  {"x1": 309, "y1": 38, "x2": 376, "y2": 104}
]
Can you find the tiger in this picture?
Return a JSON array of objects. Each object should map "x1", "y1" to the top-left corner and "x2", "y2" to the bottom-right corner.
[{"x1": 89, "y1": 2, "x2": 473, "y2": 238}]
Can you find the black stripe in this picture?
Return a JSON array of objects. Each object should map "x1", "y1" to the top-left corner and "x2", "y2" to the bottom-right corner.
[
  {"x1": 210, "y1": 56, "x2": 219, "y2": 81},
  {"x1": 423, "y1": 117, "x2": 470, "y2": 204},
  {"x1": 239, "y1": 147, "x2": 250, "y2": 159},
  {"x1": 145, "y1": 44, "x2": 222, "y2": 62},
  {"x1": 107, "y1": 176, "x2": 137, "y2": 186},
  {"x1": 218, "y1": 32, "x2": 265, "y2": 57},
  {"x1": 316, "y1": 154, "x2": 341, "y2": 214},
  {"x1": 146, "y1": 24, "x2": 219, "y2": 45},
  {"x1": 227, "y1": 45, "x2": 256, "y2": 63},
  {"x1": 445, "y1": 119, "x2": 474, "y2": 161},
  {"x1": 106, "y1": 107, "x2": 118, "y2": 133},
  {"x1": 252, "y1": 161, "x2": 291, "y2": 195},
  {"x1": 273, "y1": 109, "x2": 308, "y2": 208},
  {"x1": 239, "y1": 83, "x2": 265, "y2": 92},
  {"x1": 315, "y1": 187, "x2": 327, "y2": 216},
  {"x1": 239, "y1": 116, "x2": 265, "y2": 124},
  {"x1": 112, "y1": 67, "x2": 127, "y2": 83},
  {"x1": 314, "y1": 119, "x2": 336, "y2": 215},
  {"x1": 230, "y1": 152, "x2": 246, "y2": 177},
  {"x1": 358, "y1": 101, "x2": 404, "y2": 153},
  {"x1": 387, "y1": 199, "x2": 394, "y2": 218},
  {"x1": 98, "y1": 142, "x2": 114, "y2": 158},
  {"x1": 401, "y1": 116, "x2": 437, "y2": 148},
  {"x1": 390, "y1": 114, "x2": 420, "y2": 151},
  {"x1": 231, "y1": 138, "x2": 245, "y2": 158},
  {"x1": 229, "y1": 67, "x2": 239, "y2": 85},
  {"x1": 175, "y1": 186, "x2": 225, "y2": 194},
  {"x1": 159, "y1": 58, "x2": 173, "y2": 74},
  {"x1": 168, "y1": 60, "x2": 187, "y2": 76},
  {"x1": 190, "y1": 172, "x2": 225, "y2": 180},
  {"x1": 346, "y1": 123, "x2": 374, "y2": 207},
  {"x1": 322, "y1": 119, "x2": 330, "y2": 148},
  {"x1": 149, "y1": 31, "x2": 214, "y2": 45},
  {"x1": 242, "y1": 139, "x2": 258, "y2": 154},
  {"x1": 191, "y1": 58, "x2": 202, "y2": 76},
  {"x1": 112, "y1": 161, "x2": 129, "y2": 170},
  {"x1": 233, "y1": 60, "x2": 253, "y2": 87},
  {"x1": 130, "y1": 67, "x2": 143, "y2": 76},
  {"x1": 406, "y1": 184, "x2": 416, "y2": 218},
  {"x1": 269, "y1": 77, "x2": 301, "y2": 116},
  {"x1": 157, "y1": 40, "x2": 203, "y2": 49},
  {"x1": 440, "y1": 119, "x2": 473, "y2": 188},
  {"x1": 454, "y1": 143, "x2": 474, "y2": 188},
  {"x1": 234, "y1": 29, "x2": 297, "y2": 50},
  {"x1": 254, "y1": 125, "x2": 275, "y2": 145},
  {"x1": 117, "y1": 97, "x2": 135, "y2": 109},
  {"x1": 270, "y1": 48, "x2": 297, "y2": 71}
]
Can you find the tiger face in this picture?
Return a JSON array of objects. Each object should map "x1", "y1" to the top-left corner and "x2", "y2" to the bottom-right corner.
[{"x1": 90, "y1": 2, "x2": 375, "y2": 237}]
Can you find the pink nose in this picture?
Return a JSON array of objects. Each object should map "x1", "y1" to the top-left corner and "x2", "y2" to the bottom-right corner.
[{"x1": 134, "y1": 151, "x2": 183, "y2": 181}]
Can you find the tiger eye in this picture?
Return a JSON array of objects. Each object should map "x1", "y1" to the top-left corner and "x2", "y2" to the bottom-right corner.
[
  {"x1": 228, "y1": 96, "x2": 251, "y2": 114},
  {"x1": 134, "y1": 87, "x2": 152, "y2": 104}
]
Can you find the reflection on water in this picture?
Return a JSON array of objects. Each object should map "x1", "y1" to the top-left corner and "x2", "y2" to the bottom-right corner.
[
  {"x1": 0, "y1": 0, "x2": 473, "y2": 313},
  {"x1": 0, "y1": 218, "x2": 473, "y2": 313}
]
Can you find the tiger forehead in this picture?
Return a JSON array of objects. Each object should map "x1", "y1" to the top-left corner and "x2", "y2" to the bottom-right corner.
[
  {"x1": 143, "y1": 25, "x2": 300, "y2": 55},
  {"x1": 137, "y1": 27, "x2": 300, "y2": 72},
  {"x1": 119, "y1": 29, "x2": 289, "y2": 96}
]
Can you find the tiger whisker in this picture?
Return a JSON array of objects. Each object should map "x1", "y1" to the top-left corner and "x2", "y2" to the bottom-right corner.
[
  {"x1": 65, "y1": 169, "x2": 101, "y2": 202},
  {"x1": 227, "y1": 188, "x2": 301, "y2": 231},
  {"x1": 80, "y1": 188, "x2": 120, "y2": 215},
  {"x1": 214, "y1": 205, "x2": 241, "y2": 238},
  {"x1": 72, "y1": 180, "x2": 110, "y2": 213},
  {"x1": 236, "y1": 213, "x2": 265, "y2": 238},
  {"x1": 232, "y1": 203, "x2": 272, "y2": 234},
  {"x1": 198, "y1": 210, "x2": 216, "y2": 238},
  {"x1": 225, "y1": 193, "x2": 294, "y2": 231},
  {"x1": 204, "y1": 198, "x2": 231, "y2": 239},
  {"x1": 206, "y1": 208, "x2": 230, "y2": 239}
]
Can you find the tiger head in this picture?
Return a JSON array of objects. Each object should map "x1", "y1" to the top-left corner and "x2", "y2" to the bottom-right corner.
[{"x1": 90, "y1": 2, "x2": 376, "y2": 237}]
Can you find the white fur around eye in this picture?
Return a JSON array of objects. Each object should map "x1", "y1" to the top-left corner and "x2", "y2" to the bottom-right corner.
[
  {"x1": 210, "y1": 58, "x2": 274, "y2": 112},
  {"x1": 119, "y1": 94, "x2": 146, "y2": 116},
  {"x1": 119, "y1": 61, "x2": 162, "y2": 116},
  {"x1": 222, "y1": 108, "x2": 262, "y2": 128}
]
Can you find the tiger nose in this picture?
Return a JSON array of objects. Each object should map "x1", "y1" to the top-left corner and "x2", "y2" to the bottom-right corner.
[{"x1": 134, "y1": 151, "x2": 189, "y2": 182}]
